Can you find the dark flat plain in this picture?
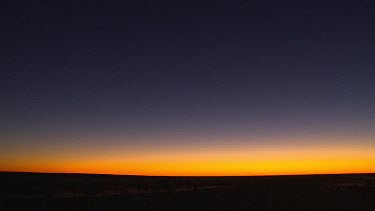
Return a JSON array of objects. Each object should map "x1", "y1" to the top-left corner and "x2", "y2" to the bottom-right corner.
[{"x1": 1, "y1": 172, "x2": 374, "y2": 211}]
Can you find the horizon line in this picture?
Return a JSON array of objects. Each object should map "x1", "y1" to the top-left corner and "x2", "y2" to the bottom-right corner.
[{"x1": 1, "y1": 170, "x2": 374, "y2": 177}]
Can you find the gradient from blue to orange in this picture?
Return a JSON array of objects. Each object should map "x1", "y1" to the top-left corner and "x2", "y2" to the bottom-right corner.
[{"x1": 1, "y1": 1, "x2": 375, "y2": 175}]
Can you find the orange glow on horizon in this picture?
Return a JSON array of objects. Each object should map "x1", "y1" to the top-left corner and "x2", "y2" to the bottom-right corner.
[{"x1": 1, "y1": 143, "x2": 375, "y2": 176}]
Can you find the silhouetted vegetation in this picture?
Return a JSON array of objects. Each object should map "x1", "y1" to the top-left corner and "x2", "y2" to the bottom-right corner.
[{"x1": 1, "y1": 172, "x2": 374, "y2": 210}]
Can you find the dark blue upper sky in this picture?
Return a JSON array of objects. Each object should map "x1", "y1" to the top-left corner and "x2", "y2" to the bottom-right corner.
[{"x1": 1, "y1": 0, "x2": 375, "y2": 147}]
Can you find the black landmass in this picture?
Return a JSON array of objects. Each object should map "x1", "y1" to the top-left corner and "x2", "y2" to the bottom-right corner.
[{"x1": 1, "y1": 172, "x2": 374, "y2": 211}]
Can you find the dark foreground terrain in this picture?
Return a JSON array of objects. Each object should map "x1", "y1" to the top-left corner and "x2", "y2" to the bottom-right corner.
[{"x1": 0, "y1": 172, "x2": 374, "y2": 211}]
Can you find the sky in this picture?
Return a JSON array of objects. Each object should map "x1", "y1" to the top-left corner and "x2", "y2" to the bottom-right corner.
[{"x1": 1, "y1": 0, "x2": 375, "y2": 175}]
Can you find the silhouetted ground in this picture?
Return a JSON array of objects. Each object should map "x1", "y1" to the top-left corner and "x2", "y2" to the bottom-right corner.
[{"x1": 1, "y1": 172, "x2": 374, "y2": 210}]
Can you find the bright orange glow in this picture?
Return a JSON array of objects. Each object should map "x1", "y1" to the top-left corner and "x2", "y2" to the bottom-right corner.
[{"x1": 1, "y1": 140, "x2": 375, "y2": 176}]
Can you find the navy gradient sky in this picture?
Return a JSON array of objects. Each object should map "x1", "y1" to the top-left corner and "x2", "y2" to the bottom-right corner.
[{"x1": 1, "y1": 0, "x2": 375, "y2": 175}]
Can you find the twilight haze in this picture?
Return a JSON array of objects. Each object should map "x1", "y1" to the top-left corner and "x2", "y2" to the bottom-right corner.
[{"x1": 1, "y1": 0, "x2": 375, "y2": 176}]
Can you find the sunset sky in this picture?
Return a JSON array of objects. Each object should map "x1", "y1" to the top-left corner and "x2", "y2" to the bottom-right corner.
[{"x1": 1, "y1": 0, "x2": 375, "y2": 176}]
